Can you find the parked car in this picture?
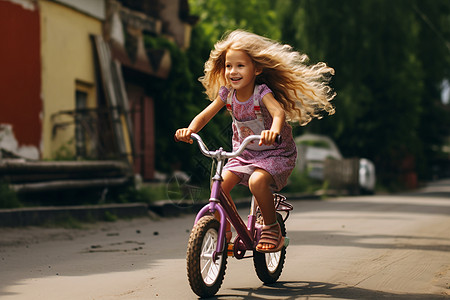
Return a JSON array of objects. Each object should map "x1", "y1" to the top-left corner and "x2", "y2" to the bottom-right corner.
[{"x1": 294, "y1": 134, "x2": 376, "y2": 194}]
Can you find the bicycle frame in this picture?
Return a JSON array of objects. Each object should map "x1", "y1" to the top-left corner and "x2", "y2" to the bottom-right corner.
[
  {"x1": 190, "y1": 133, "x2": 282, "y2": 261},
  {"x1": 194, "y1": 176, "x2": 257, "y2": 260}
]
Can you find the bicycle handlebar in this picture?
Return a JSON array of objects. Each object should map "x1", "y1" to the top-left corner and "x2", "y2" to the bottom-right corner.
[{"x1": 177, "y1": 133, "x2": 281, "y2": 159}]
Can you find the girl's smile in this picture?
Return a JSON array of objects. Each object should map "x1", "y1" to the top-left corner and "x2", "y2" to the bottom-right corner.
[{"x1": 225, "y1": 49, "x2": 261, "y2": 100}]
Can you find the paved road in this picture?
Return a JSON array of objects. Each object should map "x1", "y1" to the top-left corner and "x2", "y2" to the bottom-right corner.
[{"x1": 1, "y1": 180, "x2": 449, "y2": 299}]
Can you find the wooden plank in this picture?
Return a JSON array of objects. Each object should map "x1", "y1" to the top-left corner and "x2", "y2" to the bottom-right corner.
[
  {"x1": 113, "y1": 60, "x2": 134, "y2": 157},
  {"x1": 91, "y1": 35, "x2": 128, "y2": 161}
]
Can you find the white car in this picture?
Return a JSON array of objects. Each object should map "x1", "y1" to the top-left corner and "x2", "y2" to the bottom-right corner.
[{"x1": 294, "y1": 134, "x2": 376, "y2": 193}]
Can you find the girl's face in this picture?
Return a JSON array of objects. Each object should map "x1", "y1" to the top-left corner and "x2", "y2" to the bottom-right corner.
[{"x1": 225, "y1": 49, "x2": 261, "y2": 96}]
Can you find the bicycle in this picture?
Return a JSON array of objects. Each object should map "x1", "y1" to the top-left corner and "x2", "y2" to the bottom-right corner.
[{"x1": 178, "y1": 133, "x2": 293, "y2": 298}]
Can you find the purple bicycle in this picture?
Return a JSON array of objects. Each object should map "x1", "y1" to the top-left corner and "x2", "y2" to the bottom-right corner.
[{"x1": 183, "y1": 133, "x2": 293, "y2": 298}]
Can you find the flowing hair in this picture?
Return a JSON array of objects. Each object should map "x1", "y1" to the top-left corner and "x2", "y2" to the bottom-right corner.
[{"x1": 200, "y1": 30, "x2": 336, "y2": 125}]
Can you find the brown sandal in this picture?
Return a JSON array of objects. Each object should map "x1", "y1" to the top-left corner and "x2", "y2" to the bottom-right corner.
[{"x1": 256, "y1": 221, "x2": 286, "y2": 253}]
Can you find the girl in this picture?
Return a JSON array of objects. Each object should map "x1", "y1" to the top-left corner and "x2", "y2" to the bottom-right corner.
[{"x1": 175, "y1": 30, "x2": 335, "y2": 253}]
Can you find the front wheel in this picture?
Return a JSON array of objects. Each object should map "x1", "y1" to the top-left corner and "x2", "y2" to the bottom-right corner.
[
  {"x1": 186, "y1": 216, "x2": 227, "y2": 298},
  {"x1": 253, "y1": 213, "x2": 287, "y2": 284}
]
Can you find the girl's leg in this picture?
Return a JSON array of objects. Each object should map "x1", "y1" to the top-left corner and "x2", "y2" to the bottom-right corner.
[
  {"x1": 221, "y1": 170, "x2": 241, "y2": 199},
  {"x1": 248, "y1": 169, "x2": 278, "y2": 251}
]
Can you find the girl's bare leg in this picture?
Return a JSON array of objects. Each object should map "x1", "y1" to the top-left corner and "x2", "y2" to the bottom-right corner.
[
  {"x1": 248, "y1": 169, "x2": 277, "y2": 251},
  {"x1": 221, "y1": 170, "x2": 241, "y2": 198}
]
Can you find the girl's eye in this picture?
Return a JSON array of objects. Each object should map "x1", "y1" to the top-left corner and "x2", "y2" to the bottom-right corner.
[{"x1": 238, "y1": 64, "x2": 244, "y2": 68}]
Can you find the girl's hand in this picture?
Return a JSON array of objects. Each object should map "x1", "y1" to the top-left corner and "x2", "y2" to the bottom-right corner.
[
  {"x1": 260, "y1": 130, "x2": 279, "y2": 146},
  {"x1": 175, "y1": 128, "x2": 194, "y2": 144}
]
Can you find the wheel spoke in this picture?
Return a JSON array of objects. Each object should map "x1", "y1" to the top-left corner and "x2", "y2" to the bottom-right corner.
[
  {"x1": 266, "y1": 251, "x2": 281, "y2": 272},
  {"x1": 201, "y1": 259, "x2": 212, "y2": 276},
  {"x1": 199, "y1": 228, "x2": 223, "y2": 285}
]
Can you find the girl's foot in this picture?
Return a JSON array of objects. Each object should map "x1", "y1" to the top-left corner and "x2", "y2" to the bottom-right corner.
[{"x1": 256, "y1": 221, "x2": 285, "y2": 253}]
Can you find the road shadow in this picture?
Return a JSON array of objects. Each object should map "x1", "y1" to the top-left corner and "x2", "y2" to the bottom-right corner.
[
  {"x1": 286, "y1": 229, "x2": 450, "y2": 252},
  {"x1": 208, "y1": 281, "x2": 449, "y2": 299}
]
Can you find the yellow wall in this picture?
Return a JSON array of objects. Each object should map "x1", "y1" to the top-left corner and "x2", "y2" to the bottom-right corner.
[{"x1": 40, "y1": 0, "x2": 102, "y2": 159}]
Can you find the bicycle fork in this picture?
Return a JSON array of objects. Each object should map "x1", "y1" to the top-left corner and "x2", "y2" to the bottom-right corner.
[{"x1": 194, "y1": 178, "x2": 256, "y2": 261}]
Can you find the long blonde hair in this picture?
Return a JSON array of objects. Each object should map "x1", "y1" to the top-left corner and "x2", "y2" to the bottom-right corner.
[{"x1": 200, "y1": 30, "x2": 336, "y2": 125}]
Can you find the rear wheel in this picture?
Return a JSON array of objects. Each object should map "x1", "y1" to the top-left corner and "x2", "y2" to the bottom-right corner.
[
  {"x1": 253, "y1": 213, "x2": 287, "y2": 284},
  {"x1": 186, "y1": 216, "x2": 227, "y2": 298}
]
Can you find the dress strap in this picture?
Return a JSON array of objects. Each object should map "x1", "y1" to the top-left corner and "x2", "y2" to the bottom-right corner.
[
  {"x1": 253, "y1": 85, "x2": 264, "y2": 122},
  {"x1": 226, "y1": 85, "x2": 262, "y2": 121},
  {"x1": 226, "y1": 88, "x2": 234, "y2": 114}
]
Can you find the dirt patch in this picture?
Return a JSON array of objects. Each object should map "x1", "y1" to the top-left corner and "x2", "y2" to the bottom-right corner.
[{"x1": 0, "y1": 217, "x2": 154, "y2": 249}]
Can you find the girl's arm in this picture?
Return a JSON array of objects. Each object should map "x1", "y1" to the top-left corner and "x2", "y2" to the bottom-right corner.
[
  {"x1": 175, "y1": 96, "x2": 225, "y2": 144},
  {"x1": 260, "y1": 93, "x2": 286, "y2": 145}
]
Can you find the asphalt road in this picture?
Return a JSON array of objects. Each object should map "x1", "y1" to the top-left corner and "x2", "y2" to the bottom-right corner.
[{"x1": 1, "y1": 179, "x2": 449, "y2": 299}]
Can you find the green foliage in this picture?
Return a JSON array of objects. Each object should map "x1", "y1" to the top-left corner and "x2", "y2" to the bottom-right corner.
[
  {"x1": 119, "y1": 184, "x2": 168, "y2": 204},
  {"x1": 0, "y1": 181, "x2": 21, "y2": 208},
  {"x1": 155, "y1": 0, "x2": 449, "y2": 189},
  {"x1": 189, "y1": 0, "x2": 281, "y2": 43},
  {"x1": 143, "y1": 35, "x2": 198, "y2": 174},
  {"x1": 143, "y1": 26, "x2": 232, "y2": 183},
  {"x1": 284, "y1": 168, "x2": 324, "y2": 194},
  {"x1": 103, "y1": 211, "x2": 118, "y2": 222},
  {"x1": 278, "y1": 0, "x2": 450, "y2": 185},
  {"x1": 42, "y1": 215, "x2": 86, "y2": 229},
  {"x1": 53, "y1": 138, "x2": 75, "y2": 161}
]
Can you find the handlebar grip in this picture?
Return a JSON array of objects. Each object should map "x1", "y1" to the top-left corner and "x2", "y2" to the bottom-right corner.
[{"x1": 275, "y1": 134, "x2": 282, "y2": 144}]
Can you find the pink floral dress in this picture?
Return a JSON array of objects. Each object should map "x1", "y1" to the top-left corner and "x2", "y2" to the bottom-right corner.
[{"x1": 219, "y1": 84, "x2": 297, "y2": 191}]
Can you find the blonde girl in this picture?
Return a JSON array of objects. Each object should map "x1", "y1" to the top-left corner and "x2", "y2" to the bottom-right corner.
[{"x1": 176, "y1": 30, "x2": 335, "y2": 252}]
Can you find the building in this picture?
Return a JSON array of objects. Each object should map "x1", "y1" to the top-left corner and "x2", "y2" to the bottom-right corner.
[{"x1": 0, "y1": 0, "x2": 196, "y2": 186}]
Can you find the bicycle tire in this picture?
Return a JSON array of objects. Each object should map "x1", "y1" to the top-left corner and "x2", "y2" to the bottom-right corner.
[
  {"x1": 186, "y1": 216, "x2": 227, "y2": 298},
  {"x1": 253, "y1": 213, "x2": 287, "y2": 284}
]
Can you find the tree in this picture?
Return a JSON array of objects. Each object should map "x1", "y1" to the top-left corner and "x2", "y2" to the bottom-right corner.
[
  {"x1": 188, "y1": 0, "x2": 281, "y2": 43},
  {"x1": 278, "y1": 0, "x2": 450, "y2": 187},
  {"x1": 145, "y1": 26, "x2": 232, "y2": 183}
]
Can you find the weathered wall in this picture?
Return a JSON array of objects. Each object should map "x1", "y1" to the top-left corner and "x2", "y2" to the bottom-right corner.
[
  {"x1": 39, "y1": 0, "x2": 103, "y2": 159},
  {"x1": 0, "y1": 0, "x2": 42, "y2": 159}
]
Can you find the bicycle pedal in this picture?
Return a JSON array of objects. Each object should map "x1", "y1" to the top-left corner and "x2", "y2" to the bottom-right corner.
[{"x1": 227, "y1": 243, "x2": 234, "y2": 257}]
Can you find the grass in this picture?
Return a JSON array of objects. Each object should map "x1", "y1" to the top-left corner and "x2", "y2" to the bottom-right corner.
[
  {"x1": 103, "y1": 211, "x2": 118, "y2": 222},
  {"x1": 41, "y1": 215, "x2": 86, "y2": 229},
  {"x1": 0, "y1": 182, "x2": 22, "y2": 209}
]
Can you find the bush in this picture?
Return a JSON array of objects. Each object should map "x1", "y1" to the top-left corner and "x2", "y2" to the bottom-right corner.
[
  {"x1": 118, "y1": 184, "x2": 169, "y2": 204},
  {"x1": 284, "y1": 168, "x2": 325, "y2": 194},
  {"x1": 0, "y1": 182, "x2": 22, "y2": 208}
]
